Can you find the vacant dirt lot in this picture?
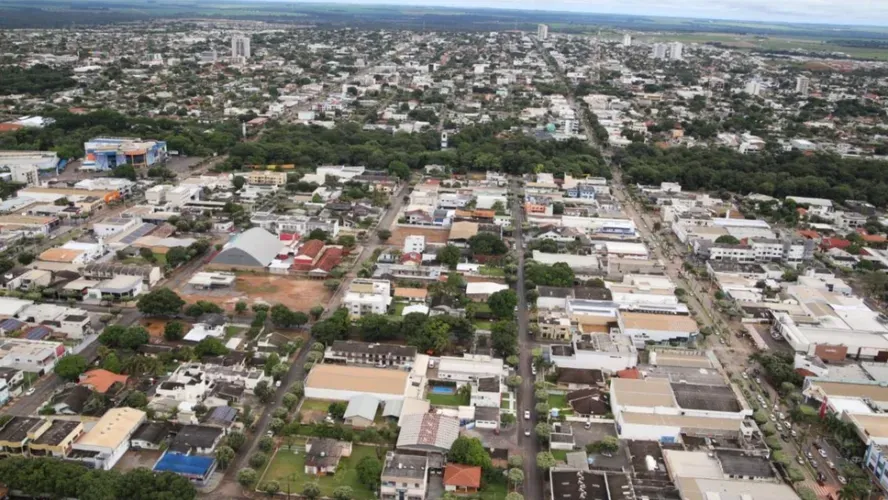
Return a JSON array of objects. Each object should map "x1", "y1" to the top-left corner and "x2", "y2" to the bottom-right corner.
[
  {"x1": 388, "y1": 226, "x2": 450, "y2": 246},
  {"x1": 175, "y1": 273, "x2": 332, "y2": 312}
]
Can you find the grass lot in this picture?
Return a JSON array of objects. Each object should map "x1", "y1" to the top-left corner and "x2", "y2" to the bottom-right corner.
[
  {"x1": 478, "y1": 481, "x2": 509, "y2": 500},
  {"x1": 479, "y1": 265, "x2": 505, "y2": 277},
  {"x1": 224, "y1": 326, "x2": 246, "y2": 339},
  {"x1": 427, "y1": 391, "x2": 469, "y2": 407},
  {"x1": 300, "y1": 398, "x2": 335, "y2": 412},
  {"x1": 392, "y1": 302, "x2": 406, "y2": 316},
  {"x1": 473, "y1": 320, "x2": 494, "y2": 331},
  {"x1": 259, "y1": 445, "x2": 379, "y2": 499},
  {"x1": 551, "y1": 449, "x2": 569, "y2": 462},
  {"x1": 548, "y1": 393, "x2": 567, "y2": 410}
]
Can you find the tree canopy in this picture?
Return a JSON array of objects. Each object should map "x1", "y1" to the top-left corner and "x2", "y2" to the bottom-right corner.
[{"x1": 137, "y1": 289, "x2": 186, "y2": 316}]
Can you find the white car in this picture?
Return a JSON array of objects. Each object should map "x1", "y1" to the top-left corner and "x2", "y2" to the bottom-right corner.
[
  {"x1": 524, "y1": 429, "x2": 531, "y2": 437},
  {"x1": 838, "y1": 476, "x2": 846, "y2": 485},
  {"x1": 25, "y1": 388, "x2": 35, "y2": 396},
  {"x1": 742, "y1": 373, "x2": 749, "y2": 379},
  {"x1": 524, "y1": 410, "x2": 531, "y2": 420},
  {"x1": 819, "y1": 449, "x2": 828, "y2": 458},
  {"x1": 531, "y1": 366, "x2": 537, "y2": 376}
]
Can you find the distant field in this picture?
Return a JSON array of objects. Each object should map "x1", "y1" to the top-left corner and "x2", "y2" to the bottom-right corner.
[{"x1": 640, "y1": 32, "x2": 888, "y2": 61}]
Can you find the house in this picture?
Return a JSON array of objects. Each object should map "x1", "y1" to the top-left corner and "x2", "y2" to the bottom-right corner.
[
  {"x1": 78, "y1": 369, "x2": 129, "y2": 394},
  {"x1": 396, "y1": 413, "x2": 460, "y2": 454},
  {"x1": 394, "y1": 287, "x2": 428, "y2": 303},
  {"x1": 304, "y1": 438, "x2": 353, "y2": 475},
  {"x1": 470, "y1": 377, "x2": 502, "y2": 408},
  {"x1": 443, "y1": 464, "x2": 482, "y2": 494},
  {"x1": 566, "y1": 388, "x2": 610, "y2": 417},
  {"x1": 51, "y1": 385, "x2": 93, "y2": 415},
  {"x1": 555, "y1": 368, "x2": 605, "y2": 389},
  {"x1": 404, "y1": 235, "x2": 426, "y2": 254},
  {"x1": 71, "y1": 408, "x2": 146, "y2": 470},
  {"x1": 437, "y1": 354, "x2": 505, "y2": 384},
  {"x1": 381, "y1": 452, "x2": 429, "y2": 500},
  {"x1": 344, "y1": 395, "x2": 379, "y2": 428},
  {"x1": 130, "y1": 421, "x2": 172, "y2": 450},
  {"x1": 168, "y1": 425, "x2": 224, "y2": 454}
]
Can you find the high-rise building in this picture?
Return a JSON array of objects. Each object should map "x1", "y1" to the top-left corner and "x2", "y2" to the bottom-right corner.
[
  {"x1": 745, "y1": 81, "x2": 762, "y2": 96},
  {"x1": 651, "y1": 43, "x2": 667, "y2": 60},
  {"x1": 537, "y1": 24, "x2": 549, "y2": 40},
  {"x1": 231, "y1": 34, "x2": 251, "y2": 60},
  {"x1": 622, "y1": 34, "x2": 632, "y2": 47},
  {"x1": 669, "y1": 42, "x2": 683, "y2": 60},
  {"x1": 796, "y1": 76, "x2": 810, "y2": 96}
]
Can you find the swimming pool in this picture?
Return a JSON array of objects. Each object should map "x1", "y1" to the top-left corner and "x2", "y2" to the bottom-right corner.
[{"x1": 430, "y1": 386, "x2": 455, "y2": 395}]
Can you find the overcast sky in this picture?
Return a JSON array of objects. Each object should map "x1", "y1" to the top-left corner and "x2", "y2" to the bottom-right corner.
[{"x1": 311, "y1": 0, "x2": 888, "y2": 26}]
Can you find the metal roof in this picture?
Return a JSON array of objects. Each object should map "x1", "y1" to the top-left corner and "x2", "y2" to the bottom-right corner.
[
  {"x1": 344, "y1": 394, "x2": 379, "y2": 422},
  {"x1": 212, "y1": 228, "x2": 283, "y2": 267},
  {"x1": 0, "y1": 318, "x2": 24, "y2": 331}
]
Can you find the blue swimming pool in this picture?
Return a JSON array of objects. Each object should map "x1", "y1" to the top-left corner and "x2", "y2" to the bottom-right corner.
[{"x1": 430, "y1": 386, "x2": 455, "y2": 395}]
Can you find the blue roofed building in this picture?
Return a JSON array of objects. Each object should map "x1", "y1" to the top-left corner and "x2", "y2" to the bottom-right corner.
[{"x1": 153, "y1": 451, "x2": 217, "y2": 485}]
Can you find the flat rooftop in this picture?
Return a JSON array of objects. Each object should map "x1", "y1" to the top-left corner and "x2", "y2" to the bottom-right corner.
[
  {"x1": 612, "y1": 378, "x2": 676, "y2": 408},
  {"x1": 716, "y1": 451, "x2": 774, "y2": 478},
  {"x1": 639, "y1": 364, "x2": 724, "y2": 385},
  {"x1": 847, "y1": 413, "x2": 888, "y2": 439},
  {"x1": 75, "y1": 408, "x2": 145, "y2": 449},
  {"x1": 0, "y1": 416, "x2": 40, "y2": 443},
  {"x1": 676, "y1": 477, "x2": 800, "y2": 500},
  {"x1": 32, "y1": 419, "x2": 81, "y2": 446},
  {"x1": 621, "y1": 413, "x2": 742, "y2": 432},
  {"x1": 671, "y1": 383, "x2": 742, "y2": 413},
  {"x1": 305, "y1": 364, "x2": 408, "y2": 396},
  {"x1": 813, "y1": 380, "x2": 888, "y2": 403},
  {"x1": 621, "y1": 312, "x2": 698, "y2": 333}
]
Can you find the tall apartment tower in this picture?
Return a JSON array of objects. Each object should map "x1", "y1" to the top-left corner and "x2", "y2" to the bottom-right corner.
[
  {"x1": 537, "y1": 24, "x2": 549, "y2": 40},
  {"x1": 651, "y1": 43, "x2": 667, "y2": 60},
  {"x1": 796, "y1": 76, "x2": 810, "y2": 96},
  {"x1": 622, "y1": 34, "x2": 632, "y2": 47},
  {"x1": 669, "y1": 42, "x2": 683, "y2": 60},
  {"x1": 231, "y1": 34, "x2": 251, "y2": 60}
]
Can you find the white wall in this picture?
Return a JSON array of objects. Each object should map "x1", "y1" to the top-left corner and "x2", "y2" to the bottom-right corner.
[{"x1": 304, "y1": 386, "x2": 404, "y2": 402}]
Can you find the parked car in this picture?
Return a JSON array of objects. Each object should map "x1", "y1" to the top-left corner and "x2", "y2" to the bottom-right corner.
[
  {"x1": 524, "y1": 410, "x2": 531, "y2": 420},
  {"x1": 838, "y1": 476, "x2": 846, "y2": 485},
  {"x1": 25, "y1": 388, "x2": 35, "y2": 396},
  {"x1": 524, "y1": 429, "x2": 531, "y2": 437},
  {"x1": 819, "y1": 449, "x2": 828, "y2": 458}
]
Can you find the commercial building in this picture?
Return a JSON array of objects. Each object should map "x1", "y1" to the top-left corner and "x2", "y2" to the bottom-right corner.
[
  {"x1": 71, "y1": 408, "x2": 146, "y2": 469},
  {"x1": 82, "y1": 137, "x2": 167, "y2": 171},
  {"x1": 305, "y1": 364, "x2": 412, "y2": 402},
  {"x1": 0, "y1": 214, "x2": 59, "y2": 235},
  {"x1": 209, "y1": 227, "x2": 284, "y2": 270},
  {"x1": 324, "y1": 340, "x2": 417, "y2": 369},
  {"x1": 28, "y1": 419, "x2": 84, "y2": 458},
  {"x1": 396, "y1": 413, "x2": 460, "y2": 454},
  {"x1": 0, "y1": 339, "x2": 66, "y2": 374},
  {"x1": 0, "y1": 150, "x2": 60, "y2": 174},
  {"x1": 246, "y1": 170, "x2": 287, "y2": 186},
  {"x1": 436, "y1": 354, "x2": 505, "y2": 384}
]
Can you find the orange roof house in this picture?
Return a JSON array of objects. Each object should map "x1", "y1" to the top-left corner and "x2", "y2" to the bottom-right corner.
[
  {"x1": 394, "y1": 288, "x2": 428, "y2": 301},
  {"x1": 79, "y1": 369, "x2": 129, "y2": 394},
  {"x1": 443, "y1": 464, "x2": 482, "y2": 493}
]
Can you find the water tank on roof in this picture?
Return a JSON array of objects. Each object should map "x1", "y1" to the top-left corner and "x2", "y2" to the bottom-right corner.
[{"x1": 645, "y1": 455, "x2": 658, "y2": 472}]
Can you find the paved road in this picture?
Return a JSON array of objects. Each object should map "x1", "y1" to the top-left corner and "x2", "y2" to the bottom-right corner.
[
  {"x1": 225, "y1": 182, "x2": 410, "y2": 478},
  {"x1": 511, "y1": 179, "x2": 543, "y2": 500},
  {"x1": 4, "y1": 308, "x2": 142, "y2": 417}
]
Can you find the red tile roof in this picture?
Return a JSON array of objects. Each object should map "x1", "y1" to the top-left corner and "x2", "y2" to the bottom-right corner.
[
  {"x1": 313, "y1": 247, "x2": 343, "y2": 272},
  {"x1": 298, "y1": 239, "x2": 325, "y2": 258},
  {"x1": 797, "y1": 230, "x2": 820, "y2": 240},
  {"x1": 443, "y1": 464, "x2": 482, "y2": 488},
  {"x1": 79, "y1": 369, "x2": 129, "y2": 393},
  {"x1": 821, "y1": 238, "x2": 851, "y2": 250},
  {"x1": 616, "y1": 368, "x2": 641, "y2": 379},
  {"x1": 401, "y1": 252, "x2": 422, "y2": 264}
]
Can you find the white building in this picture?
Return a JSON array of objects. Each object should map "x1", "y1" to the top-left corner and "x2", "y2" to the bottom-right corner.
[
  {"x1": 548, "y1": 331, "x2": 639, "y2": 373},
  {"x1": 470, "y1": 377, "x2": 502, "y2": 408},
  {"x1": 669, "y1": 42, "x2": 683, "y2": 60},
  {"x1": 0, "y1": 339, "x2": 66, "y2": 374},
  {"x1": 343, "y1": 279, "x2": 392, "y2": 318},
  {"x1": 93, "y1": 217, "x2": 139, "y2": 237},
  {"x1": 786, "y1": 196, "x2": 833, "y2": 217},
  {"x1": 537, "y1": 24, "x2": 549, "y2": 40},
  {"x1": 651, "y1": 43, "x2": 667, "y2": 60},
  {"x1": 17, "y1": 303, "x2": 92, "y2": 339},
  {"x1": 796, "y1": 76, "x2": 810, "y2": 96},
  {"x1": 622, "y1": 34, "x2": 632, "y2": 47},
  {"x1": 403, "y1": 235, "x2": 426, "y2": 254},
  {"x1": 231, "y1": 34, "x2": 251, "y2": 60},
  {"x1": 71, "y1": 408, "x2": 146, "y2": 470},
  {"x1": 436, "y1": 354, "x2": 505, "y2": 385}
]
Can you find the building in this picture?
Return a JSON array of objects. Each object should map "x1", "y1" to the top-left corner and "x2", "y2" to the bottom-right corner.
[
  {"x1": 796, "y1": 76, "x2": 810, "y2": 96},
  {"x1": 403, "y1": 235, "x2": 426, "y2": 254},
  {"x1": 669, "y1": 41, "x2": 683, "y2": 60},
  {"x1": 537, "y1": 24, "x2": 549, "y2": 40},
  {"x1": 0, "y1": 416, "x2": 41, "y2": 455},
  {"x1": 436, "y1": 354, "x2": 505, "y2": 384},
  {"x1": 28, "y1": 419, "x2": 84, "y2": 458},
  {"x1": 39, "y1": 241, "x2": 106, "y2": 266},
  {"x1": 247, "y1": 170, "x2": 287, "y2": 186},
  {"x1": 470, "y1": 377, "x2": 501, "y2": 408},
  {"x1": 396, "y1": 413, "x2": 460, "y2": 454},
  {"x1": 18, "y1": 303, "x2": 92, "y2": 339},
  {"x1": 78, "y1": 369, "x2": 129, "y2": 394},
  {"x1": 188, "y1": 272, "x2": 236, "y2": 289},
  {"x1": 443, "y1": 464, "x2": 481, "y2": 494},
  {"x1": 81, "y1": 262, "x2": 162, "y2": 287},
  {"x1": 305, "y1": 364, "x2": 411, "y2": 402},
  {"x1": 324, "y1": 341, "x2": 417, "y2": 369},
  {"x1": 0, "y1": 339, "x2": 66, "y2": 374},
  {"x1": 465, "y1": 282, "x2": 509, "y2": 301},
  {"x1": 0, "y1": 150, "x2": 60, "y2": 174},
  {"x1": 71, "y1": 408, "x2": 146, "y2": 470},
  {"x1": 209, "y1": 228, "x2": 284, "y2": 270},
  {"x1": 651, "y1": 43, "x2": 668, "y2": 59},
  {"x1": 549, "y1": 469, "x2": 636, "y2": 500},
  {"x1": 619, "y1": 311, "x2": 699, "y2": 346},
  {"x1": 82, "y1": 137, "x2": 167, "y2": 171},
  {"x1": 622, "y1": 34, "x2": 632, "y2": 46},
  {"x1": 153, "y1": 452, "x2": 217, "y2": 485},
  {"x1": 305, "y1": 438, "x2": 352, "y2": 475},
  {"x1": 231, "y1": 34, "x2": 251, "y2": 60},
  {"x1": 381, "y1": 452, "x2": 429, "y2": 500},
  {"x1": 343, "y1": 279, "x2": 392, "y2": 318},
  {"x1": 343, "y1": 395, "x2": 379, "y2": 428}
]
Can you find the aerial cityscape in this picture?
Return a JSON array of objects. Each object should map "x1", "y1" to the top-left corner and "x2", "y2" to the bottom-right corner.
[{"x1": 1, "y1": 2, "x2": 888, "y2": 500}]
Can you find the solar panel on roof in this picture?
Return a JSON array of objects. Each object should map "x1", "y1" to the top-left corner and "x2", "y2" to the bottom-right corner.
[
  {"x1": 26, "y1": 326, "x2": 51, "y2": 340},
  {"x1": 120, "y1": 223, "x2": 157, "y2": 245},
  {"x1": 0, "y1": 318, "x2": 24, "y2": 331},
  {"x1": 208, "y1": 406, "x2": 237, "y2": 423}
]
